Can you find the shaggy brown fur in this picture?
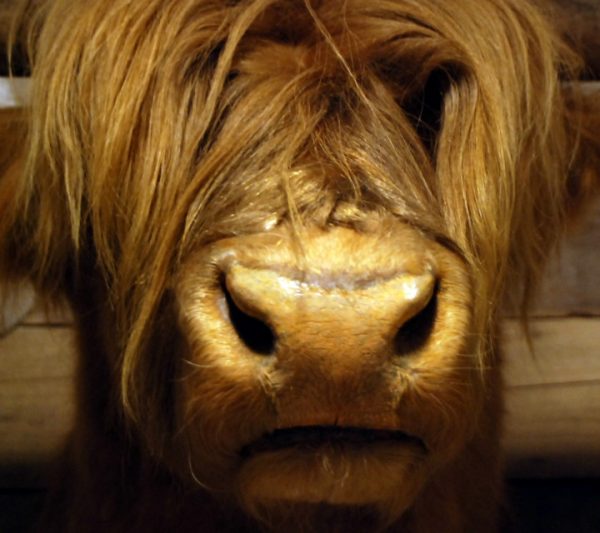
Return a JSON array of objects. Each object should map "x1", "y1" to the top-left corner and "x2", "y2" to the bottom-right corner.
[{"x1": 1, "y1": 0, "x2": 599, "y2": 531}]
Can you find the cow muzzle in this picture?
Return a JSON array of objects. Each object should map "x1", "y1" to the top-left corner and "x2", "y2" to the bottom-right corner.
[{"x1": 175, "y1": 221, "x2": 476, "y2": 509}]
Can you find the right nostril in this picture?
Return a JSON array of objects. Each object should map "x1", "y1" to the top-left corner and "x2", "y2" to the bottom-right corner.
[
  {"x1": 221, "y1": 278, "x2": 276, "y2": 356},
  {"x1": 394, "y1": 281, "x2": 438, "y2": 356}
]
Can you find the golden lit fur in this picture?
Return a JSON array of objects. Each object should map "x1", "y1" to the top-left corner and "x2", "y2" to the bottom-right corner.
[{"x1": 1, "y1": 0, "x2": 599, "y2": 531}]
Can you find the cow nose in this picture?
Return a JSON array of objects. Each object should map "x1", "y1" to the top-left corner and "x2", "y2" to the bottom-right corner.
[{"x1": 220, "y1": 263, "x2": 438, "y2": 362}]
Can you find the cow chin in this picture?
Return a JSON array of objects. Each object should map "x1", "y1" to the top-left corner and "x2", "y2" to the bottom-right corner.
[{"x1": 236, "y1": 442, "x2": 427, "y2": 511}]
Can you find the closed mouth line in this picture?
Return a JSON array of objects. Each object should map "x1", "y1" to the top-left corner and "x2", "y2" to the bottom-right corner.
[{"x1": 240, "y1": 425, "x2": 427, "y2": 458}]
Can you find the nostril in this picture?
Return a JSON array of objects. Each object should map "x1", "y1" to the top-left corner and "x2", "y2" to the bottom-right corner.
[
  {"x1": 221, "y1": 277, "x2": 276, "y2": 356},
  {"x1": 394, "y1": 281, "x2": 438, "y2": 356}
]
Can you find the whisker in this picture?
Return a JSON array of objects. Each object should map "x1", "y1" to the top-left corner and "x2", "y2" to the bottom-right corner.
[
  {"x1": 182, "y1": 358, "x2": 216, "y2": 369},
  {"x1": 187, "y1": 451, "x2": 217, "y2": 492}
]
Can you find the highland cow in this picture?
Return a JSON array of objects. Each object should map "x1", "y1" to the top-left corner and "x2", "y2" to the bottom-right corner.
[{"x1": 0, "y1": 0, "x2": 599, "y2": 531}]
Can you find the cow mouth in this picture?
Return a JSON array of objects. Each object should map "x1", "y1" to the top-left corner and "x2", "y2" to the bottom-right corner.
[{"x1": 240, "y1": 426, "x2": 427, "y2": 459}]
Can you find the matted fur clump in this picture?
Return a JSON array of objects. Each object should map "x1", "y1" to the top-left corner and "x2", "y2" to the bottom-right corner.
[{"x1": 0, "y1": 0, "x2": 599, "y2": 531}]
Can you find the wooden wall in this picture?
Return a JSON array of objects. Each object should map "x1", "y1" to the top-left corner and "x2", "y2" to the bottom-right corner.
[{"x1": 504, "y1": 201, "x2": 600, "y2": 477}]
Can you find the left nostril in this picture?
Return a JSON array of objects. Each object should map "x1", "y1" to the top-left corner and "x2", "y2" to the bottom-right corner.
[
  {"x1": 394, "y1": 281, "x2": 438, "y2": 356},
  {"x1": 221, "y1": 277, "x2": 276, "y2": 356}
]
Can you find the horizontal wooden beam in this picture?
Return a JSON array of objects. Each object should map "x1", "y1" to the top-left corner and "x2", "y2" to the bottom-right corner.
[
  {"x1": 503, "y1": 318, "x2": 600, "y2": 477},
  {"x1": 0, "y1": 326, "x2": 75, "y2": 488}
]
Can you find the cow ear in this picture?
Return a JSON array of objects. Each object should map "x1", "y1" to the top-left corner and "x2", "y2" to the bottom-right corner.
[
  {"x1": 0, "y1": 107, "x2": 24, "y2": 172},
  {"x1": 0, "y1": 107, "x2": 28, "y2": 278},
  {"x1": 0, "y1": 106, "x2": 72, "y2": 295},
  {"x1": 564, "y1": 86, "x2": 600, "y2": 223}
]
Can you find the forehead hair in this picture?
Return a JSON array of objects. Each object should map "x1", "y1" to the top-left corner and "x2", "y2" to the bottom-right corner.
[{"x1": 24, "y1": 0, "x2": 573, "y2": 264}]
